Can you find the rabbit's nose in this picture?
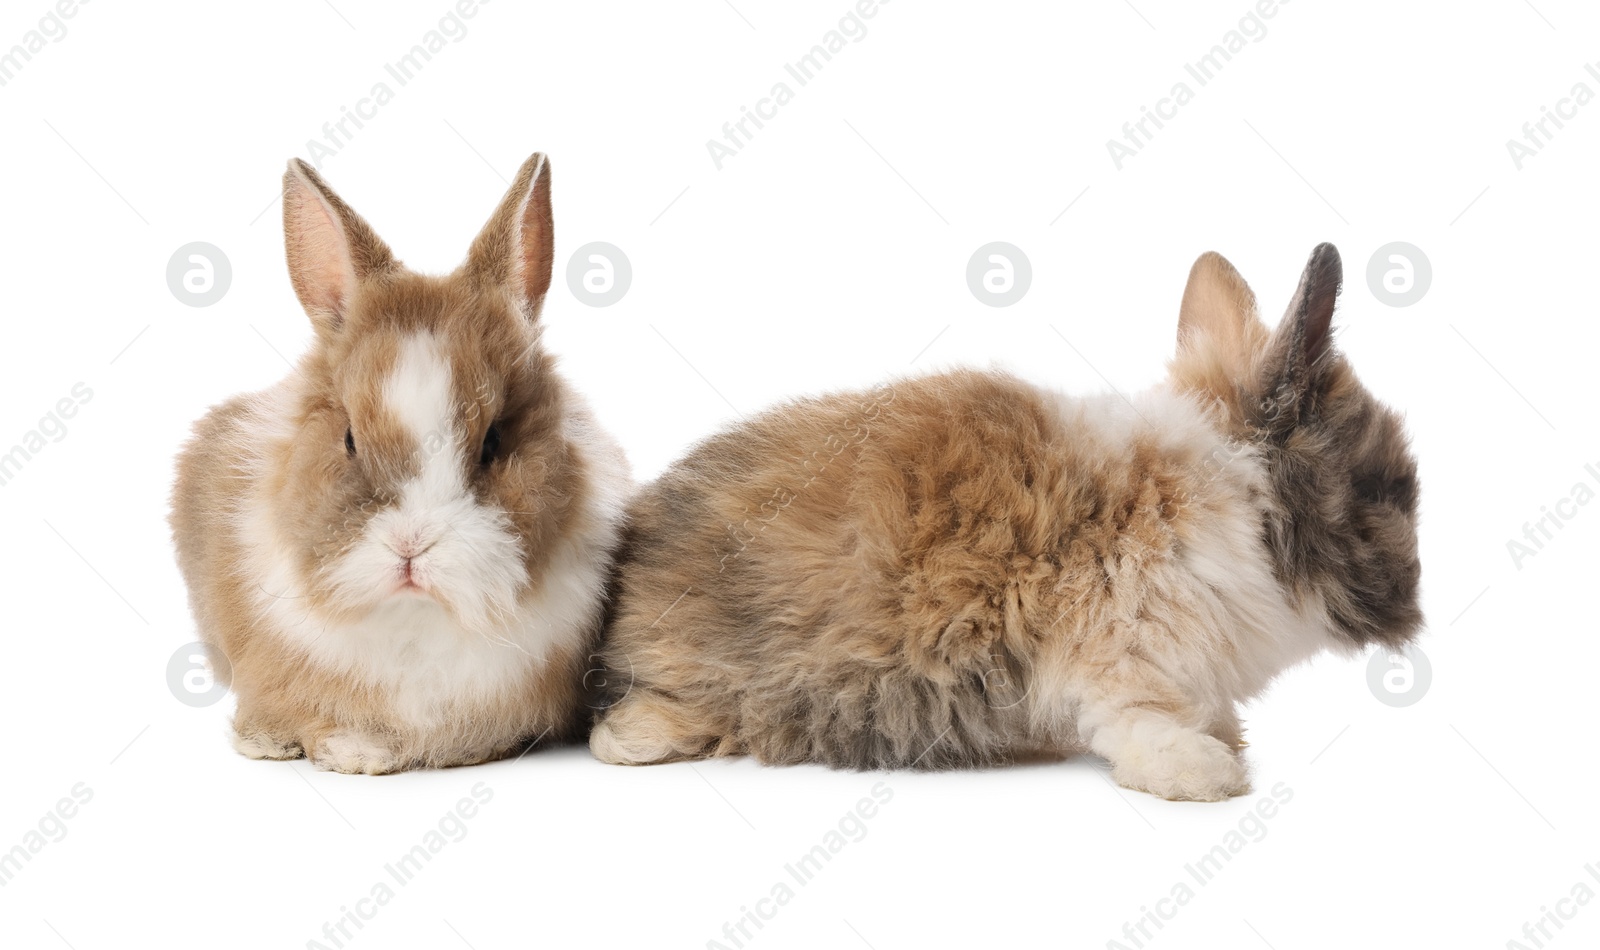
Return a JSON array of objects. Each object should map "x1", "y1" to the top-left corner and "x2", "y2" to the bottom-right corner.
[{"x1": 386, "y1": 534, "x2": 439, "y2": 559}]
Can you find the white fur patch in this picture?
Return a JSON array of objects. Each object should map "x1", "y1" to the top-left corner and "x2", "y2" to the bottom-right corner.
[
  {"x1": 320, "y1": 333, "x2": 526, "y2": 634},
  {"x1": 1032, "y1": 386, "x2": 1335, "y2": 736},
  {"x1": 1099, "y1": 712, "x2": 1250, "y2": 801},
  {"x1": 312, "y1": 731, "x2": 403, "y2": 775},
  {"x1": 233, "y1": 732, "x2": 302, "y2": 760},
  {"x1": 384, "y1": 333, "x2": 464, "y2": 512}
]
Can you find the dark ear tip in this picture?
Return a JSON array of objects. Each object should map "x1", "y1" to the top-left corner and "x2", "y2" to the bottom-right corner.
[{"x1": 1309, "y1": 242, "x2": 1342, "y2": 280}]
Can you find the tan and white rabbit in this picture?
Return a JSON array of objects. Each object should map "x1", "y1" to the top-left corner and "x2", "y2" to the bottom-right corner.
[
  {"x1": 170, "y1": 153, "x2": 631, "y2": 774},
  {"x1": 592, "y1": 244, "x2": 1421, "y2": 801}
]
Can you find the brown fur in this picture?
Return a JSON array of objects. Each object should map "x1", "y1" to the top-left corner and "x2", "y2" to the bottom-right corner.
[
  {"x1": 592, "y1": 245, "x2": 1421, "y2": 799},
  {"x1": 171, "y1": 154, "x2": 627, "y2": 772}
]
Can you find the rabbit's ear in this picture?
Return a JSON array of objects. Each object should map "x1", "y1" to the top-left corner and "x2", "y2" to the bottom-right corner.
[
  {"x1": 1268, "y1": 243, "x2": 1341, "y2": 399},
  {"x1": 464, "y1": 152, "x2": 554, "y2": 320},
  {"x1": 282, "y1": 159, "x2": 395, "y2": 335},
  {"x1": 1177, "y1": 251, "x2": 1259, "y2": 352}
]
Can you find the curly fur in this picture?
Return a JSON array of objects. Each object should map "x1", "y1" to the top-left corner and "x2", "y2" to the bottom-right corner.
[{"x1": 592, "y1": 244, "x2": 1421, "y2": 801}]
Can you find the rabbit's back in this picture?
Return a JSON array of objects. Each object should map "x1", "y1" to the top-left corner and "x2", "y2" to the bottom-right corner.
[{"x1": 599, "y1": 368, "x2": 1263, "y2": 769}]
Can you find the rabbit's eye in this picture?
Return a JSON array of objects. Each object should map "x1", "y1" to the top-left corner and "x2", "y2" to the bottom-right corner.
[
  {"x1": 1354, "y1": 472, "x2": 1416, "y2": 510},
  {"x1": 480, "y1": 423, "x2": 501, "y2": 467},
  {"x1": 1354, "y1": 473, "x2": 1402, "y2": 504},
  {"x1": 345, "y1": 427, "x2": 356, "y2": 457}
]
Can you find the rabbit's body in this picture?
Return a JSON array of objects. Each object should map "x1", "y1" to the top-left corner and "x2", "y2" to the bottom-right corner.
[
  {"x1": 171, "y1": 154, "x2": 630, "y2": 773},
  {"x1": 595, "y1": 372, "x2": 1319, "y2": 775},
  {"x1": 174, "y1": 378, "x2": 626, "y2": 773},
  {"x1": 593, "y1": 246, "x2": 1421, "y2": 800}
]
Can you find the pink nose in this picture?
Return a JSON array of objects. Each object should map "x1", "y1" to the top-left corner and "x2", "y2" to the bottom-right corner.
[{"x1": 388, "y1": 536, "x2": 436, "y2": 560}]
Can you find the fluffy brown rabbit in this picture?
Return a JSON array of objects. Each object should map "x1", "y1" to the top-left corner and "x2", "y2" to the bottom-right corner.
[
  {"x1": 170, "y1": 153, "x2": 631, "y2": 774},
  {"x1": 592, "y1": 244, "x2": 1421, "y2": 801}
]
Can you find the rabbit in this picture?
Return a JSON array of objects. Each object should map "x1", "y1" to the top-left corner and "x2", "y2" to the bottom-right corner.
[
  {"x1": 170, "y1": 153, "x2": 632, "y2": 774},
  {"x1": 590, "y1": 243, "x2": 1421, "y2": 801}
]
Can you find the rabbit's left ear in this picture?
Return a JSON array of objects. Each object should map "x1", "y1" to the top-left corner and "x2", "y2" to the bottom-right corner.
[
  {"x1": 1177, "y1": 251, "x2": 1258, "y2": 353},
  {"x1": 464, "y1": 153, "x2": 554, "y2": 320}
]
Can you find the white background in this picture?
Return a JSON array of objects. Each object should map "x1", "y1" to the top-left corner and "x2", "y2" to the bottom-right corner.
[{"x1": 1, "y1": 1, "x2": 1597, "y2": 948}]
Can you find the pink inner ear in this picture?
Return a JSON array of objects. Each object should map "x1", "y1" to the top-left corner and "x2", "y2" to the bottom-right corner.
[
  {"x1": 515, "y1": 157, "x2": 554, "y2": 304},
  {"x1": 1178, "y1": 252, "x2": 1258, "y2": 351},
  {"x1": 286, "y1": 179, "x2": 355, "y2": 319}
]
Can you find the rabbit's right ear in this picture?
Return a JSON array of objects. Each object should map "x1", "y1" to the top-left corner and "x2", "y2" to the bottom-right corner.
[{"x1": 282, "y1": 159, "x2": 395, "y2": 335}]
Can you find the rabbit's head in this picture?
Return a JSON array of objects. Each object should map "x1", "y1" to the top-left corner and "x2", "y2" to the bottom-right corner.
[
  {"x1": 1171, "y1": 244, "x2": 1422, "y2": 650},
  {"x1": 252, "y1": 153, "x2": 585, "y2": 635}
]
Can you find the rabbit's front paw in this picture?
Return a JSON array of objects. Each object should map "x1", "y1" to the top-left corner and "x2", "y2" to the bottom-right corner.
[
  {"x1": 1111, "y1": 727, "x2": 1250, "y2": 802},
  {"x1": 310, "y1": 732, "x2": 404, "y2": 775},
  {"x1": 233, "y1": 732, "x2": 303, "y2": 761}
]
